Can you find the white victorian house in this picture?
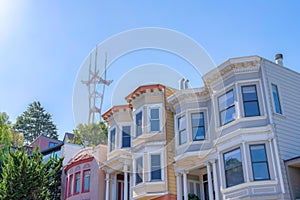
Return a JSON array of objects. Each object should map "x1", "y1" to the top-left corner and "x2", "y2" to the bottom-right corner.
[{"x1": 168, "y1": 54, "x2": 300, "y2": 200}]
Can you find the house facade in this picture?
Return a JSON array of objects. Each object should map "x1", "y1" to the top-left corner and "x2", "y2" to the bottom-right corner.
[
  {"x1": 63, "y1": 144, "x2": 107, "y2": 200},
  {"x1": 101, "y1": 55, "x2": 300, "y2": 200},
  {"x1": 101, "y1": 84, "x2": 178, "y2": 200}
]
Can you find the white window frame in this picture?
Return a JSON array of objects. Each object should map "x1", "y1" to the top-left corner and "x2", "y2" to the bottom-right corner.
[
  {"x1": 108, "y1": 125, "x2": 117, "y2": 152},
  {"x1": 147, "y1": 104, "x2": 163, "y2": 133},
  {"x1": 133, "y1": 107, "x2": 144, "y2": 138},
  {"x1": 133, "y1": 155, "x2": 144, "y2": 186},
  {"x1": 148, "y1": 149, "x2": 165, "y2": 182},
  {"x1": 119, "y1": 122, "x2": 132, "y2": 149},
  {"x1": 189, "y1": 109, "x2": 207, "y2": 142},
  {"x1": 218, "y1": 89, "x2": 236, "y2": 126},
  {"x1": 270, "y1": 83, "x2": 283, "y2": 115},
  {"x1": 177, "y1": 114, "x2": 187, "y2": 146},
  {"x1": 188, "y1": 179, "x2": 201, "y2": 198}
]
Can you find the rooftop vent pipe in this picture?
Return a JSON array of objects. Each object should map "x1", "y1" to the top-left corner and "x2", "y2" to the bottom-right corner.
[{"x1": 275, "y1": 54, "x2": 283, "y2": 66}]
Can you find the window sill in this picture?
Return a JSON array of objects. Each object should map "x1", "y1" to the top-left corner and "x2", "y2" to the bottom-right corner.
[
  {"x1": 177, "y1": 139, "x2": 209, "y2": 148},
  {"x1": 272, "y1": 112, "x2": 286, "y2": 119},
  {"x1": 217, "y1": 116, "x2": 267, "y2": 131},
  {"x1": 221, "y1": 179, "x2": 278, "y2": 193}
]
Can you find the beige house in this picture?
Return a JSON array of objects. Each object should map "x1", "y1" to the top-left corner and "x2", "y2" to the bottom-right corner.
[{"x1": 101, "y1": 84, "x2": 178, "y2": 200}]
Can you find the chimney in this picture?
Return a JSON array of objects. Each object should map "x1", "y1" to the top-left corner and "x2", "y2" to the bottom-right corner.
[
  {"x1": 178, "y1": 78, "x2": 185, "y2": 90},
  {"x1": 275, "y1": 54, "x2": 283, "y2": 66},
  {"x1": 184, "y1": 79, "x2": 189, "y2": 89}
]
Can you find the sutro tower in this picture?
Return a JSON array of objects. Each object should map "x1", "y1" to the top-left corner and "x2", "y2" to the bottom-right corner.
[{"x1": 81, "y1": 47, "x2": 113, "y2": 123}]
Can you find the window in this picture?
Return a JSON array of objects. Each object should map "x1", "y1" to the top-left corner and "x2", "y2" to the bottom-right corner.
[
  {"x1": 188, "y1": 180, "x2": 201, "y2": 199},
  {"x1": 68, "y1": 174, "x2": 74, "y2": 196},
  {"x1": 122, "y1": 126, "x2": 131, "y2": 148},
  {"x1": 272, "y1": 84, "x2": 282, "y2": 114},
  {"x1": 223, "y1": 148, "x2": 244, "y2": 187},
  {"x1": 150, "y1": 108, "x2": 160, "y2": 132},
  {"x1": 191, "y1": 112, "x2": 205, "y2": 141},
  {"x1": 242, "y1": 85, "x2": 260, "y2": 117},
  {"x1": 74, "y1": 172, "x2": 81, "y2": 193},
  {"x1": 178, "y1": 116, "x2": 187, "y2": 145},
  {"x1": 136, "y1": 111, "x2": 143, "y2": 137},
  {"x1": 110, "y1": 128, "x2": 116, "y2": 152},
  {"x1": 218, "y1": 90, "x2": 236, "y2": 125},
  {"x1": 250, "y1": 144, "x2": 270, "y2": 181},
  {"x1": 82, "y1": 170, "x2": 91, "y2": 192},
  {"x1": 151, "y1": 154, "x2": 161, "y2": 181},
  {"x1": 135, "y1": 157, "x2": 143, "y2": 185},
  {"x1": 48, "y1": 142, "x2": 57, "y2": 148}
]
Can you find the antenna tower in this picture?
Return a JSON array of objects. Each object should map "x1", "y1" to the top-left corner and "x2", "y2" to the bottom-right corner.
[{"x1": 81, "y1": 47, "x2": 113, "y2": 123}]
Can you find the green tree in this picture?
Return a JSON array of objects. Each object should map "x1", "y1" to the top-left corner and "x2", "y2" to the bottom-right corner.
[
  {"x1": 14, "y1": 101, "x2": 58, "y2": 143},
  {"x1": 0, "y1": 112, "x2": 13, "y2": 146},
  {"x1": 71, "y1": 121, "x2": 108, "y2": 146},
  {"x1": 0, "y1": 148, "x2": 62, "y2": 200}
]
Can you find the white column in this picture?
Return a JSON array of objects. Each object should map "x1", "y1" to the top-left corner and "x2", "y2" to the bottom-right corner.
[
  {"x1": 124, "y1": 165, "x2": 128, "y2": 200},
  {"x1": 242, "y1": 141, "x2": 250, "y2": 182},
  {"x1": 183, "y1": 171, "x2": 188, "y2": 200},
  {"x1": 268, "y1": 138, "x2": 278, "y2": 181},
  {"x1": 207, "y1": 163, "x2": 214, "y2": 200},
  {"x1": 129, "y1": 172, "x2": 133, "y2": 200},
  {"x1": 212, "y1": 160, "x2": 220, "y2": 200},
  {"x1": 272, "y1": 138, "x2": 285, "y2": 193},
  {"x1": 176, "y1": 172, "x2": 182, "y2": 200},
  {"x1": 112, "y1": 174, "x2": 117, "y2": 200},
  {"x1": 105, "y1": 173, "x2": 110, "y2": 200}
]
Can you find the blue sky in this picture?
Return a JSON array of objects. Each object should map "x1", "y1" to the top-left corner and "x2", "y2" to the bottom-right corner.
[{"x1": 1, "y1": 1, "x2": 300, "y2": 139}]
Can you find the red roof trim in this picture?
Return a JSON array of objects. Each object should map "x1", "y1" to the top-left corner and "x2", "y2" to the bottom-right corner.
[{"x1": 64, "y1": 157, "x2": 94, "y2": 173}]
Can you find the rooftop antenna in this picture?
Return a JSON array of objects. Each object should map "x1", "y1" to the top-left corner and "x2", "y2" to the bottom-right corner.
[{"x1": 81, "y1": 47, "x2": 113, "y2": 124}]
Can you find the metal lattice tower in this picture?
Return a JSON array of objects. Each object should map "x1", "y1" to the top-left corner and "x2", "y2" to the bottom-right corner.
[{"x1": 81, "y1": 48, "x2": 113, "y2": 123}]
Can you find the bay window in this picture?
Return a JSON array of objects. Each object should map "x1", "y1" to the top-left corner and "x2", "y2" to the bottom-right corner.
[
  {"x1": 223, "y1": 148, "x2": 244, "y2": 187},
  {"x1": 150, "y1": 154, "x2": 161, "y2": 181},
  {"x1": 178, "y1": 116, "x2": 187, "y2": 145},
  {"x1": 218, "y1": 90, "x2": 236, "y2": 125},
  {"x1": 242, "y1": 85, "x2": 260, "y2": 117},
  {"x1": 136, "y1": 111, "x2": 143, "y2": 137},
  {"x1": 250, "y1": 144, "x2": 270, "y2": 181},
  {"x1": 110, "y1": 128, "x2": 116, "y2": 152},
  {"x1": 271, "y1": 84, "x2": 282, "y2": 114},
  {"x1": 122, "y1": 126, "x2": 131, "y2": 148},
  {"x1": 74, "y1": 172, "x2": 81, "y2": 193},
  {"x1": 150, "y1": 108, "x2": 160, "y2": 132},
  {"x1": 82, "y1": 170, "x2": 91, "y2": 192},
  {"x1": 191, "y1": 112, "x2": 205, "y2": 141},
  {"x1": 135, "y1": 157, "x2": 143, "y2": 185}
]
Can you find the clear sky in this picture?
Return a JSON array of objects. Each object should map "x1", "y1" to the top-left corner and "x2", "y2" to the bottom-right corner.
[{"x1": 1, "y1": 0, "x2": 300, "y2": 139}]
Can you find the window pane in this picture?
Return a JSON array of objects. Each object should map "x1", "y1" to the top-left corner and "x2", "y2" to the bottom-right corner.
[
  {"x1": 150, "y1": 108, "x2": 159, "y2": 119},
  {"x1": 192, "y1": 127, "x2": 205, "y2": 141},
  {"x1": 110, "y1": 129, "x2": 116, "y2": 151},
  {"x1": 250, "y1": 144, "x2": 270, "y2": 181},
  {"x1": 136, "y1": 157, "x2": 143, "y2": 184},
  {"x1": 136, "y1": 111, "x2": 143, "y2": 136},
  {"x1": 224, "y1": 148, "x2": 242, "y2": 169},
  {"x1": 272, "y1": 84, "x2": 282, "y2": 114},
  {"x1": 250, "y1": 145, "x2": 267, "y2": 162},
  {"x1": 69, "y1": 175, "x2": 73, "y2": 195},
  {"x1": 178, "y1": 116, "x2": 186, "y2": 130},
  {"x1": 151, "y1": 154, "x2": 161, "y2": 180},
  {"x1": 224, "y1": 148, "x2": 244, "y2": 187},
  {"x1": 252, "y1": 163, "x2": 270, "y2": 180},
  {"x1": 83, "y1": 171, "x2": 90, "y2": 191},
  {"x1": 225, "y1": 166, "x2": 244, "y2": 187},
  {"x1": 220, "y1": 106, "x2": 236, "y2": 125},
  {"x1": 122, "y1": 126, "x2": 131, "y2": 148},
  {"x1": 191, "y1": 113, "x2": 204, "y2": 126},
  {"x1": 242, "y1": 86, "x2": 258, "y2": 101},
  {"x1": 75, "y1": 173, "x2": 81, "y2": 193},
  {"x1": 150, "y1": 119, "x2": 160, "y2": 132},
  {"x1": 189, "y1": 182, "x2": 194, "y2": 194},
  {"x1": 179, "y1": 130, "x2": 187, "y2": 144},
  {"x1": 218, "y1": 90, "x2": 234, "y2": 111},
  {"x1": 244, "y1": 101, "x2": 260, "y2": 117}
]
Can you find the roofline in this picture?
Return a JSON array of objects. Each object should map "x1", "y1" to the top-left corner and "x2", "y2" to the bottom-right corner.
[
  {"x1": 102, "y1": 104, "x2": 131, "y2": 122},
  {"x1": 125, "y1": 84, "x2": 165, "y2": 102}
]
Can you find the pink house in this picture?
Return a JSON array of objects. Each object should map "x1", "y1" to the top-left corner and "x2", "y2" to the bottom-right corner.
[
  {"x1": 30, "y1": 134, "x2": 63, "y2": 152},
  {"x1": 63, "y1": 144, "x2": 107, "y2": 200}
]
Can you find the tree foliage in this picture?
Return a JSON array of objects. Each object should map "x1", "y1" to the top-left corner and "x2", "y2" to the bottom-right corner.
[
  {"x1": 14, "y1": 101, "x2": 58, "y2": 143},
  {"x1": 0, "y1": 112, "x2": 13, "y2": 146},
  {"x1": 0, "y1": 148, "x2": 62, "y2": 200},
  {"x1": 71, "y1": 121, "x2": 108, "y2": 146}
]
